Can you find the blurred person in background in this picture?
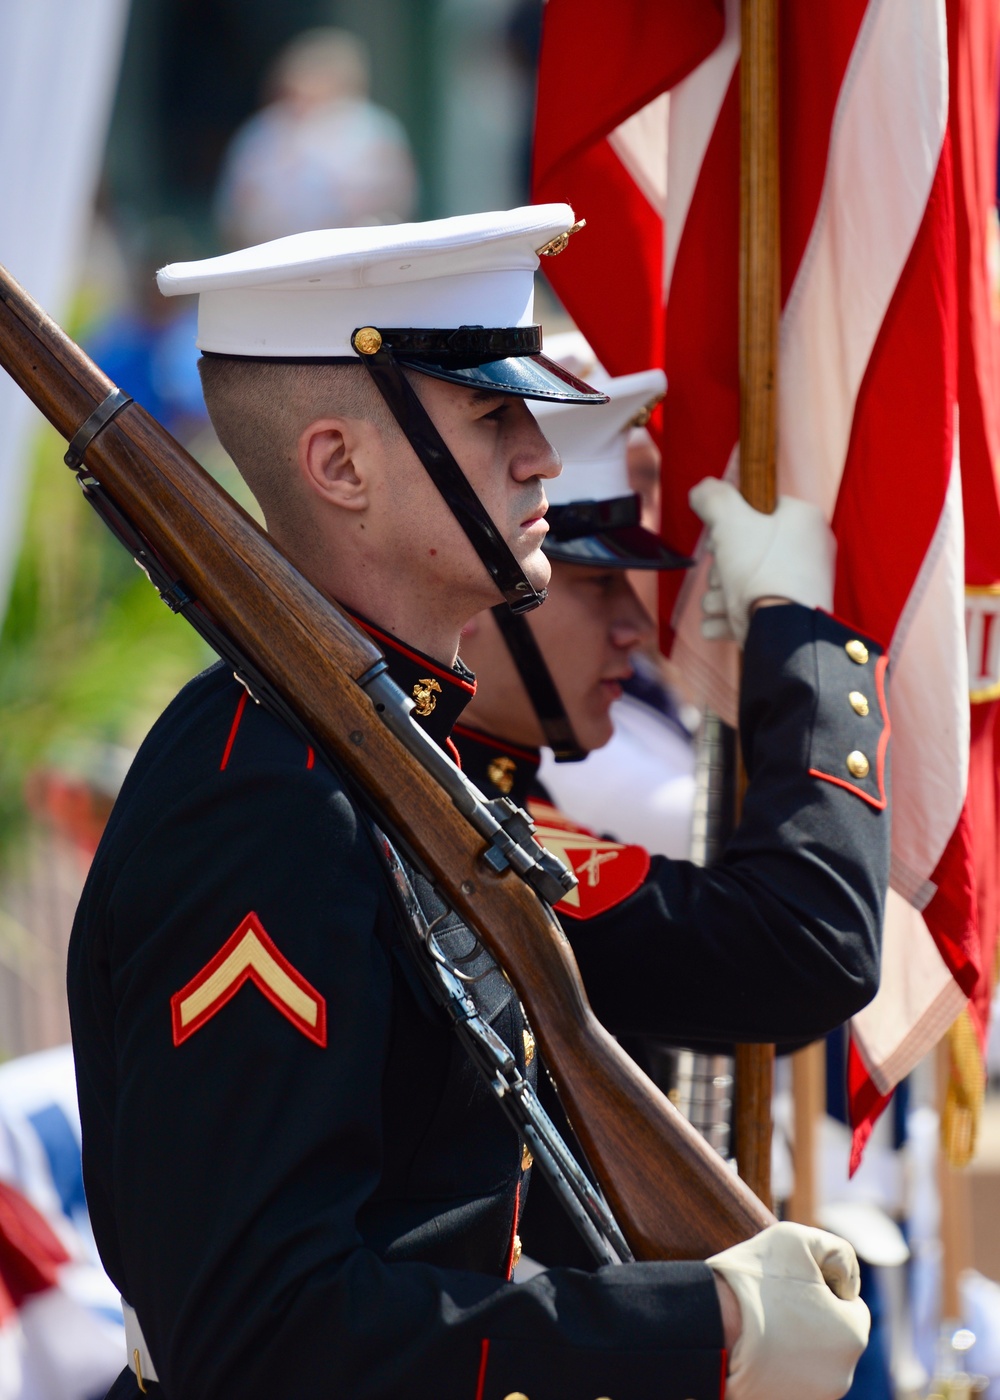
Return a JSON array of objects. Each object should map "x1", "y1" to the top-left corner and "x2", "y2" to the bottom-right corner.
[
  {"x1": 214, "y1": 28, "x2": 418, "y2": 249},
  {"x1": 83, "y1": 222, "x2": 207, "y2": 442}
]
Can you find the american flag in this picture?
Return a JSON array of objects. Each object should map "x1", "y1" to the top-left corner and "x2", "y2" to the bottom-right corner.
[{"x1": 533, "y1": 0, "x2": 1000, "y2": 1166}]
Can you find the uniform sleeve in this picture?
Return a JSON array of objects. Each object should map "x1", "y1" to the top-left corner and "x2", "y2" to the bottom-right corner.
[
  {"x1": 79, "y1": 763, "x2": 725, "y2": 1400},
  {"x1": 566, "y1": 604, "x2": 888, "y2": 1044}
]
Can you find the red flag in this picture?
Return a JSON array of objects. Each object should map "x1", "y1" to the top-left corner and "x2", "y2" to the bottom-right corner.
[
  {"x1": 534, "y1": 0, "x2": 723, "y2": 377},
  {"x1": 534, "y1": 0, "x2": 986, "y2": 1165},
  {"x1": 938, "y1": 0, "x2": 1000, "y2": 1164}
]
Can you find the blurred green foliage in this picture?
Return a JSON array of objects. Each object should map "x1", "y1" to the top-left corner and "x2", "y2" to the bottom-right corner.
[{"x1": 0, "y1": 421, "x2": 212, "y2": 855}]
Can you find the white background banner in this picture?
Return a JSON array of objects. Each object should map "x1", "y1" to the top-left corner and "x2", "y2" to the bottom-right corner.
[{"x1": 0, "y1": 0, "x2": 130, "y2": 623}]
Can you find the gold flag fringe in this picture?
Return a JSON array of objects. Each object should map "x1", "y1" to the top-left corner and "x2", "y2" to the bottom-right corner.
[{"x1": 941, "y1": 1006, "x2": 985, "y2": 1168}]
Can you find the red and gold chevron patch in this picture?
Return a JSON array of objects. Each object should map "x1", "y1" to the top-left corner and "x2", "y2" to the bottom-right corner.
[
  {"x1": 170, "y1": 912, "x2": 327, "y2": 1047},
  {"x1": 527, "y1": 799, "x2": 650, "y2": 920}
]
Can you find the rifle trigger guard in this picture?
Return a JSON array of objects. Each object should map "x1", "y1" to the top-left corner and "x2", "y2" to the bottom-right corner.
[{"x1": 64, "y1": 389, "x2": 133, "y2": 471}]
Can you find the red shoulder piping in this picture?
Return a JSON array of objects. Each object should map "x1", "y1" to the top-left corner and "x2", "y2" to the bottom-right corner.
[
  {"x1": 219, "y1": 690, "x2": 248, "y2": 771},
  {"x1": 474, "y1": 1338, "x2": 490, "y2": 1400}
]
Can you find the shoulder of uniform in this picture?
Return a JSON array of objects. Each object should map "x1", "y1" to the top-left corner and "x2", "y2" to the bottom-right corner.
[{"x1": 135, "y1": 662, "x2": 322, "y2": 783}]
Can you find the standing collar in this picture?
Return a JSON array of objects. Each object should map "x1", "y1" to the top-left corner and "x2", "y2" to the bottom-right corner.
[
  {"x1": 451, "y1": 724, "x2": 541, "y2": 806},
  {"x1": 349, "y1": 611, "x2": 476, "y2": 750}
]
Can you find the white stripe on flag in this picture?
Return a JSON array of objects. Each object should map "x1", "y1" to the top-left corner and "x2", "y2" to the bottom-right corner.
[
  {"x1": 852, "y1": 889, "x2": 966, "y2": 1094},
  {"x1": 779, "y1": 0, "x2": 949, "y2": 518},
  {"x1": 886, "y1": 447, "x2": 969, "y2": 904},
  {"x1": 661, "y1": 0, "x2": 741, "y2": 301}
]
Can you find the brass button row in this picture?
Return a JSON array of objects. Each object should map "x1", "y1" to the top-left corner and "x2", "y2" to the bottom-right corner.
[{"x1": 845, "y1": 641, "x2": 872, "y2": 778}]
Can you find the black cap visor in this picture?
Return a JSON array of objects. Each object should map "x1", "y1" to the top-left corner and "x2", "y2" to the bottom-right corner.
[
  {"x1": 543, "y1": 494, "x2": 693, "y2": 570},
  {"x1": 396, "y1": 350, "x2": 608, "y2": 405},
  {"x1": 544, "y1": 526, "x2": 693, "y2": 570}
]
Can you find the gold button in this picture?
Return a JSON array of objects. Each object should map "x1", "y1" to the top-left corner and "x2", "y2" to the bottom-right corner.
[
  {"x1": 521, "y1": 1143, "x2": 534, "y2": 1172},
  {"x1": 503, "y1": 1393, "x2": 530, "y2": 1400},
  {"x1": 487, "y1": 755, "x2": 516, "y2": 795},
  {"x1": 511, "y1": 1235, "x2": 523, "y2": 1269},
  {"x1": 848, "y1": 690, "x2": 869, "y2": 716},
  {"x1": 353, "y1": 326, "x2": 383, "y2": 355},
  {"x1": 845, "y1": 639, "x2": 869, "y2": 665},
  {"x1": 846, "y1": 750, "x2": 870, "y2": 779},
  {"x1": 523, "y1": 1027, "x2": 535, "y2": 1067}
]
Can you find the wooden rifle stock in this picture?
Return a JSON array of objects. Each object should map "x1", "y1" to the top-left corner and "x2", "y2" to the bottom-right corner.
[{"x1": 0, "y1": 264, "x2": 774, "y2": 1259}]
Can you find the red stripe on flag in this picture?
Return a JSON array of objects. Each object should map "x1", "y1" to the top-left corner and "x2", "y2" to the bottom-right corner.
[
  {"x1": 949, "y1": 0, "x2": 1000, "y2": 585},
  {"x1": 848, "y1": 1037, "x2": 894, "y2": 1174},
  {"x1": 534, "y1": 0, "x2": 724, "y2": 179},
  {"x1": 535, "y1": 140, "x2": 665, "y2": 376},
  {"x1": 923, "y1": 799, "x2": 980, "y2": 996},
  {"x1": 659, "y1": 74, "x2": 741, "y2": 632},
  {"x1": 833, "y1": 141, "x2": 959, "y2": 643}
]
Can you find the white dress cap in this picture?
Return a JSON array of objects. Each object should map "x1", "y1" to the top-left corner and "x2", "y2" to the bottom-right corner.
[
  {"x1": 157, "y1": 205, "x2": 577, "y2": 358},
  {"x1": 534, "y1": 364, "x2": 667, "y2": 505}
]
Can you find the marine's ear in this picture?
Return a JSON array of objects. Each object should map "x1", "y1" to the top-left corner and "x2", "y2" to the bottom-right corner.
[{"x1": 296, "y1": 417, "x2": 369, "y2": 511}]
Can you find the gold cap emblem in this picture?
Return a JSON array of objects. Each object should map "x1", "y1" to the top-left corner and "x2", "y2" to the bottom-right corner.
[
  {"x1": 845, "y1": 639, "x2": 869, "y2": 665},
  {"x1": 848, "y1": 690, "x2": 869, "y2": 717},
  {"x1": 536, "y1": 218, "x2": 586, "y2": 257},
  {"x1": 627, "y1": 391, "x2": 667, "y2": 429},
  {"x1": 846, "y1": 750, "x2": 870, "y2": 779},
  {"x1": 487, "y1": 755, "x2": 517, "y2": 795},
  {"x1": 353, "y1": 326, "x2": 383, "y2": 355},
  {"x1": 411, "y1": 677, "x2": 442, "y2": 716}
]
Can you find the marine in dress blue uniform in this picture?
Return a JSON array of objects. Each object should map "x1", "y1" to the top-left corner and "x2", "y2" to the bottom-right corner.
[
  {"x1": 67, "y1": 208, "x2": 874, "y2": 1400},
  {"x1": 452, "y1": 357, "x2": 890, "y2": 1273}
]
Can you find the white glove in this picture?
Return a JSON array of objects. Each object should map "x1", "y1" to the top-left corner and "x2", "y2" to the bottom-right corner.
[
  {"x1": 708, "y1": 1222, "x2": 870, "y2": 1400},
  {"x1": 688, "y1": 478, "x2": 836, "y2": 645}
]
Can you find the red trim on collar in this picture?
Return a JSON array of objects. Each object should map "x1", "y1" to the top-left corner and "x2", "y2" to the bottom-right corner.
[
  {"x1": 355, "y1": 617, "x2": 476, "y2": 695},
  {"x1": 219, "y1": 691, "x2": 248, "y2": 771},
  {"x1": 720, "y1": 1348, "x2": 728, "y2": 1399},
  {"x1": 452, "y1": 723, "x2": 540, "y2": 765},
  {"x1": 808, "y1": 653, "x2": 890, "y2": 809}
]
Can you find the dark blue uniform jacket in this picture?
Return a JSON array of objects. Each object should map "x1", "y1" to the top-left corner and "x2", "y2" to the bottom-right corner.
[{"x1": 69, "y1": 603, "x2": 888, "y2": 1400}]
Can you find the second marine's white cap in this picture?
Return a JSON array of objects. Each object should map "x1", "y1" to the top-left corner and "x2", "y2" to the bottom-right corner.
[
  {"x1": 157, "y1": 205, "x2": 604, "y2": 404},
  {"x1": 532, "y1": 333, "x2": 690, "y2": 570},
  {"x1": 535, "y1": 363, "x2": 667, "y2": 503}
]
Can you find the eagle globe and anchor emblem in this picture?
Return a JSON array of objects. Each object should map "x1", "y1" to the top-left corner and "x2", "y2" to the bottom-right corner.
[{"x1": 412, "y1": 677, "x2": 443, "y2": 716}]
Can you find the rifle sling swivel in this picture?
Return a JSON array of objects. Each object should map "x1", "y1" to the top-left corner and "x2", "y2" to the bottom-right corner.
[{"x1": 64, "y1": 388, "x2": 134, "y2": 472}]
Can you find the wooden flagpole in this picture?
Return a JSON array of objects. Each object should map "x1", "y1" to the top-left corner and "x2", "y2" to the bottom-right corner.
[{"x1": 734, "y1": 0, "x2": 780, "y2": 1203}]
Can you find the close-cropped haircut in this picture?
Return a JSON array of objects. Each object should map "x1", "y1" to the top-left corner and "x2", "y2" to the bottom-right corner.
[{"x1": 197, "y1": 355, "x2": 394, "y2": 532}]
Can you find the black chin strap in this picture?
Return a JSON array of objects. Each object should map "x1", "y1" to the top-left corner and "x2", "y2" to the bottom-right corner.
[
  {"x1": 353, "y1": 329, "x2": 545, "y2": 615},
  {"x1": 491, "y1": 604, "x2": 586, "y2": 763}
]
